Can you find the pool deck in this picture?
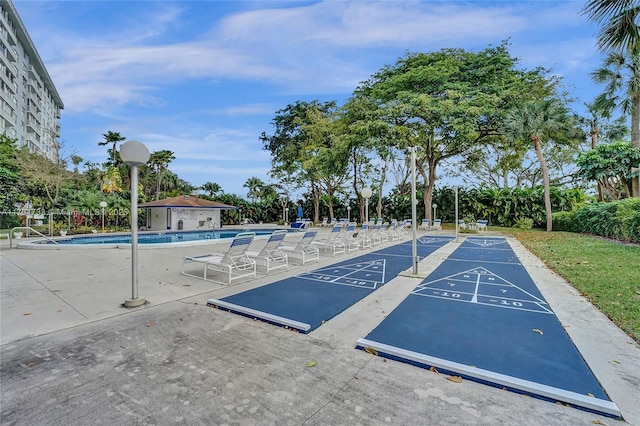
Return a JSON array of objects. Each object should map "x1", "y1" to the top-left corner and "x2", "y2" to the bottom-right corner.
[{"x1": 1, "y1": 226, "x2": 639, "y2": 425}]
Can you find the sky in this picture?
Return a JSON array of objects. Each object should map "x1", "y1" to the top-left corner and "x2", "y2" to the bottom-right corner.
[{"x1": 13, "y1": 0, "x2": 606, "y2": 198}]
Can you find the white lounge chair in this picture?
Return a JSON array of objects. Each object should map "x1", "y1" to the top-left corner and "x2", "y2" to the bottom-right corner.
[
  {"x1": 476, "y1": 219, "x2": 488, "y2": 231},
  {"x1": 181, "y1": 232, "x2": 256, "y2": 285},
  {"x1": 419, "y1": 218, "x2": 430, "y2": 230},
  {"x1": 279, "y1": 228, "x2": 320, "y2": 265},
  {"x1": 369, "y1": 223, "x2": 384, "y2": 245},
  {"x1": 319, "y1": 217, "x2": 329, "y2": 227},
  {"x1": 342, "y1": 222, "x2": 361, "y2": 252},
  {"x1": 312, "y1": 223, "x2": 346, "y2": 256},
  {"x1": 355, "y1": 223, "x2": 372, "y2": 249},
  {"x1": 246, "y1": 229, "x2": 288, "y2": 274},
  {"x1": 387, "y1": 220, "x2": 401, "y2": 240},
  {"x1": 431, "y1": 219, "x2": 442, "y2": 230}
]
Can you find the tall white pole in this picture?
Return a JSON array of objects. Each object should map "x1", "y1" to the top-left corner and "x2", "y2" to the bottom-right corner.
[
  {"x1": 411, "y1": 147, "x2": 418, "y2": 275},
  {"x1": 121, "y1": 140, "x2": 149, "y2": 308},
  {"x1": 365, "y1": 200, "x2": 369, "y2": 224},
  {"x1": 130, "y1": 165, "x2": 139, "y2": 301},
  {"x1": 455, "y1": 186, "x2": 459, "y2": 243}
]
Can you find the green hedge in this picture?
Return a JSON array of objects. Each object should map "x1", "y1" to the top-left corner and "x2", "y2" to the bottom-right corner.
[{"x1": 552, "y1": 199, "x2": 640, "y2": 242}]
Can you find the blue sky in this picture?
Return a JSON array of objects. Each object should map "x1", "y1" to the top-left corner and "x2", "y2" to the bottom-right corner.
[{"x1": 14, "y1": 0, "x2": 604, "y2": 198}]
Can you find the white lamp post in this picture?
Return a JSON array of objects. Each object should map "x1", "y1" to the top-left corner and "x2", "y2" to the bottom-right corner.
[
  {"x1": 347, "y1": 205, "x2": 351, "y2": 222},
  {"x1": 409, "y1": 146, "x2": 418, "y2": 275},
  {"x1": 361, "y1": 187, "x2": 372, "y2": 224},
  {"x1": 120, "y1": 140, "x2": 150, "y2": 308},
  {"x1": 100, "y1": 201, "x2": 107, "y2": 233},
  {"x1": 432, "y1": 203, "x2": 437, "y2": 226},
  {"x1": 285, "y1": 207, "x2": 289, "y2": 224},
  {"x1": 455, "y1": 186, "x2": 460, "y2": 243}
]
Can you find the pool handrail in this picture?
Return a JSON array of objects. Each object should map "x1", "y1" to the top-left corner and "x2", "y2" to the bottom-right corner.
[{"x1": 9, "y1": 226, "x2": 58, "y2": 249}]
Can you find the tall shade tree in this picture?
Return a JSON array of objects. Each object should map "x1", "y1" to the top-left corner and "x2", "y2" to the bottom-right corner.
[
  {"x1": 353, "y1": 43, "x2": 553, "y2": 223},
  {"x1": 261, "y1": 100, "x2": 339, "y2": 220},
  {"x1": 581, "y1": 0, "x2": 640, "y2": 54},
  {"x1": 504, "y1": 99, "x2": 575, "y2": 231},
  {"x1": 16, "y1": 146, "x2": 74, "y2": 209},
  {"x1": 301, "y1": 106, "x2": 350, "y2": 222},
  {"x1": 339, "y1": 95, "x2": 391, "y2": 223},
  {"x1": 98, "y1": 131, "x2": 126, "y2": 167},
  {"x1": 591, "y1": 51, "x2": 640, "y2": 195},
  {"x1": 148, "y1": 150, "x2": 176, "y2": 200}
]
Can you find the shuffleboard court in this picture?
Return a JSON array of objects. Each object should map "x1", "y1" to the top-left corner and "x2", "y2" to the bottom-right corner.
[
  {"x1": 357, "y1": 237, "x2": 621, "y2": 418},
  {"x1": 207, "y1": 237, "x2": 452, "y2": 333}
]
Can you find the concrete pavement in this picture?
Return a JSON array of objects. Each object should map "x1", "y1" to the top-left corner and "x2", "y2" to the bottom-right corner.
[{"x1": 1, "y1": 229, "x2": 639, "y2": 425}]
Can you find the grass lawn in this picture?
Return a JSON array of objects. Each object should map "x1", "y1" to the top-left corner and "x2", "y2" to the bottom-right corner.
[{"x1": 503, "y1": 229, "x2": 639, "y2": 343}]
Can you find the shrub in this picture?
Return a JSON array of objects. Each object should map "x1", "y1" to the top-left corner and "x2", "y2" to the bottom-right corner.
[
  {"x1": 555, "y1": 199, "x2": 640, "y2": 242},
  {"x1": 552, "y1": 211, "x2": 575, "y2": 232},
  {"x1": 514, "y1": 217, "x2": 534, "y2": 230}
]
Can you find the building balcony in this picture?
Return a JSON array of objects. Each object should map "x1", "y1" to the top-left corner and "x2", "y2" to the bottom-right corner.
[
  {"x1": 26, "y1": 116, "x2": 40, "y2": 133},
  {"x1": 28, "y1": 66, "x2": 43, "y2": 85}
]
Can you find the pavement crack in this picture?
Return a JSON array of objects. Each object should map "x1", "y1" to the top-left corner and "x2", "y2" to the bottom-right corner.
[{"x1": 301, "y1": 355, "x2": 374, "y2": 425}]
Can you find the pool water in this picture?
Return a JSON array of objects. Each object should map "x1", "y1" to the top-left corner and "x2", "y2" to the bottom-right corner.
[{"x1": 39, "y1": 229, "x2": 287, "y2": 246}]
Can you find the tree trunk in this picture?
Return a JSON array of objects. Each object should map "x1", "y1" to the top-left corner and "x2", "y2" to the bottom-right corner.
[
  {"x1": 376, "y1": 163, "x2": 387, "y2": 220},
  {"x1": 533, "y1": 137, "x2": 553, "y2": 232},
  {"x1": 591, "y1": 127, "x2": 604, "y2": 201},
  {"x1": 327, "y1": 188, "x2": 335, "y2": 221},
  {"x1": 350, "y1": 150, "x2": 365, "y2": 223},
  {"x1": 419, "y1": 160, "x2": 436, "y2": 224}
]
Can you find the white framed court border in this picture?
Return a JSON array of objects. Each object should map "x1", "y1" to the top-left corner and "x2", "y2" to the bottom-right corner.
[
  {"x1": 207, "y1": 298, "x2": 311, "y2": 332},
  {"x1": 355, "y1": 338, "x2": 621, "y2": 419}
]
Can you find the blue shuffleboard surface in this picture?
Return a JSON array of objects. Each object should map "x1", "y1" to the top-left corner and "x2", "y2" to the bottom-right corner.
[
  {"x1": 208, "y1": 237, "x2": 452, "y2": 333},
  {"x1": 357, "y1": 237, "x2": 621, "y2": 418}
]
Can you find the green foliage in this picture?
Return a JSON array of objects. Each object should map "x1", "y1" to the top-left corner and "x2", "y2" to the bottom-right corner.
[
  {"x1": 0, "y1": 134, "x2": 24, "y2": 227},
  {"x1": 353, "y1": 42, "x2": 558, "y2": 223},
  {"x1": 553, "y1": 198, "x2": 640, "y2": 242},
  {"x1": 514, "y1": 217, "x2": 534, "y2": 230},
  {"x1": 576, "y1": 141, "x2": 640, "y2": 199},
  {"x1": 551, "y1": 211, "x2": 576, "y2": 232},
  {"x1": 582, "y1": 0, "x2": 640, "y2": 54}
]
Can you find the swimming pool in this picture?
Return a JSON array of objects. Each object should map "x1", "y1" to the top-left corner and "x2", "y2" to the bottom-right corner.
[{"x1": 16, "y1": 228, "x2": 295, "y2": 250}]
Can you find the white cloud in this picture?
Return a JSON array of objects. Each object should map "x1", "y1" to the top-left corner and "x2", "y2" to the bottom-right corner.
[{"x1": 48, "y1": 0, "x2": 595, "y2": 114}]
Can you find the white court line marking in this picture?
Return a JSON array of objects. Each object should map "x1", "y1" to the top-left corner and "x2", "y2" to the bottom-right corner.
[
  {"x1": 298, "y1": 259, "x2": 387, "y2": 290},
  {"x1": 413, "y1": 266, "x2": 552, "y2": 314}
]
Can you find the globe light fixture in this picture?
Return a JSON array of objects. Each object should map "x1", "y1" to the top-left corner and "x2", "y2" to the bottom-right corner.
[{"x1": 361, "y1": 187, "x2": 372, "y2": 223}]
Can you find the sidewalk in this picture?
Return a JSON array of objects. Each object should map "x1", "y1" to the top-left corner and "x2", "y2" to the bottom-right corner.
[{"x1": 1, "y1": 230, "x2": 638, "y2": 425}]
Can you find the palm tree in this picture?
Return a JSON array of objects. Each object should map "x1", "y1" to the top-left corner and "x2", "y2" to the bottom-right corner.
[
  {"x1": 148, "y1": 150, "x2": 176, "y2": 200},
  {"x1": 243, "y1": 177, "x2": 265, "y2": 203},
  {"x1": 504, "y1": 99, "x2": 573, "y2": 232},
  {"x1": 201, "y1": 182, "x2": 223, "y2": 198},
  {"x1": 581, "y1": 0, "x2": 640, "y2": 54},
  {"x1": 98, "y1": 131, "x2": 126, "y2": 166},
  {"x1": 592, "y1": 51, "x2": 640, "y2": 195}
]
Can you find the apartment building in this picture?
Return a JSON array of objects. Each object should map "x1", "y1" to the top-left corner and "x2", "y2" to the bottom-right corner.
[{"x1": 0, "y1": 0, "x2": 63, "y2": 161}]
